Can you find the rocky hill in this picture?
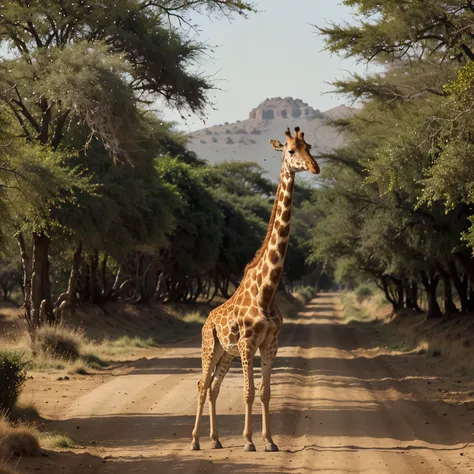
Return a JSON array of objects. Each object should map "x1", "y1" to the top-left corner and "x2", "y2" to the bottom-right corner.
[{"x1": 187, "y1": 97, "x2": 355, "y2": 181}]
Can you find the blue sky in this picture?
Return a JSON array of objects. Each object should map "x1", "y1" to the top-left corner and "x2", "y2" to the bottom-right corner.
[{"x1": 161, "y1": 1, "x2": 366, "y2": 131}]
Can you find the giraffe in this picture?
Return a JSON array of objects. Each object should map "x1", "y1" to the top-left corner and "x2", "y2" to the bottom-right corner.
[{"x1": 191, "y1": 126, "x2": 320, "y2": 452}]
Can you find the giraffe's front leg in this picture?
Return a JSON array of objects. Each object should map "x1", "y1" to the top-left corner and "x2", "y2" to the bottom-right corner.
[
  {"x1": 240, "y1": 344, "x2": 256, "y2": 451},
  {"x1": 260, "y1": 343, "x2": 279, "y2": 452}
]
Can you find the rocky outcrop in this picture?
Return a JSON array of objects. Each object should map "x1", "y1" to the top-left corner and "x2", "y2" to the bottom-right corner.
[{"x1": 248, "y1": 97, "x2": 324, "y2": 121}]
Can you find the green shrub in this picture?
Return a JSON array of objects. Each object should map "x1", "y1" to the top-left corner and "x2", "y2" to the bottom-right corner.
[
  {"x1": 33, "y1": 325, "x2": 83, "y2": 360},
  {"x1": 355, "y1": 284, "x2": 374, "y2": 303},
  {"x1": 0, "y1": 351, "x2": 27, "y2": 414}
]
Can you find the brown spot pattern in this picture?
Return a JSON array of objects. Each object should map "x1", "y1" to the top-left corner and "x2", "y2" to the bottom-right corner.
[
  {"x1": 278, "y1": 242, "x2": 286, "y2": 256},
  {"x1": 281, "y1": 209, "x2": 291, "y2": 222},
  {"x1": 279, "y1": 225, "x2": 290, "y2": 238},
  {"x1": 269, "y1": 250, "x2": 279, "y2": 265},
  {"x1": 270, "y1": 267, "x2": 282, "y2": 284},
  {"x1": 262, "y1": 285, "x2": 273, "y2": 305}
]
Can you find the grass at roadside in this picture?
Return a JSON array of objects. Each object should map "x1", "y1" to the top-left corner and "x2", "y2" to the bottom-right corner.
[
  {"x1": 342, "y1": 286, "x2": 474, "y2": 368},
  {"x1": 39, "y1": 432, "x2": 76, "y2": 450},
  {"x1": 1, "y1": 308, "x2": 209, "y2": 376},
  {"x1": 341, "y1": 288, "x2": 423, "y2": 354}
]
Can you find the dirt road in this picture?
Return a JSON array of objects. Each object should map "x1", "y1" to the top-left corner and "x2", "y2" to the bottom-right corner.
[{"x1": 17, "y1": 294, "x2": 474, "y2": 473}]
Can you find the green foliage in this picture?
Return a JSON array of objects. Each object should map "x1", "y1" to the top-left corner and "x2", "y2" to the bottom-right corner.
[
  {"x1": 320, "y1": 1, "x2": 474, "y2": 64},
  {"x1": 0, "y1": 351, "x2": 27, "y2": 413},
  {"x1": 355, "y1": 284, "x2": 374, "y2": 303},
  {"x1": 312, "y1": 0, "x2": 474, "y2": 316}
]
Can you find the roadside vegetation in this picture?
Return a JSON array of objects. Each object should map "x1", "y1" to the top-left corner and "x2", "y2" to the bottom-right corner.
[
  {"x1": 310, "y1": 1, "x2": 474, "y2": 324},
  {"x1": 343, "y1": 283, "x2": 474, "y2": 372}
]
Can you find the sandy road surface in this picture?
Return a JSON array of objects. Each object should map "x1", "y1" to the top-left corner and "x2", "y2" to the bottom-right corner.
[{"x1": 17, "y1": 294, "x2": 474, "y2": 473}]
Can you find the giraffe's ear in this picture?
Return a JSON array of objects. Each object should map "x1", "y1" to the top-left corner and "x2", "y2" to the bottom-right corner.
[{"x1": 270, "y1": 139, "x2": 284, "y2": 151}]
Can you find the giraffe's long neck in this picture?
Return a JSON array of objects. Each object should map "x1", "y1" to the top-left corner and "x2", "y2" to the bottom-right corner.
[{"x1": 246, "y1": 163, "x2": 295, "y2": 311}]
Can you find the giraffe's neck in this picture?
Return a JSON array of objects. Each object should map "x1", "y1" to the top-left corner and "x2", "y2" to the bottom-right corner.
[{"x1": 246, "y1": 163, "x2": 295, "y2": 311}]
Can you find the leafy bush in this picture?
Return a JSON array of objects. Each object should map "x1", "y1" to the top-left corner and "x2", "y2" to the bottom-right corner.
[
  {"x1": 33, "y1": 325, "x2": 83, "y2": 360},
  {"x1": 355, "y1": 284, "x2": 374, "y2": 303},
  {"x1": 0, "y1": 351, "x2": 27, "y2": 414}
]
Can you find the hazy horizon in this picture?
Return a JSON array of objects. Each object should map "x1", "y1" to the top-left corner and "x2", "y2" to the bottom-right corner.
[{"x1": 160, "y1": 1, "x2": 367, "y2": 132}]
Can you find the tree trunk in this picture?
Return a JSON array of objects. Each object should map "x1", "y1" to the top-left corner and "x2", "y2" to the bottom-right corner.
[
  {"x1": 442, "y1": 276, "x2": 457, "y2": 316},
  {"x1": 31, "y1": 233, "x2": 54, "y2": 324},
  {"x1": 136, "y1": 255, "x2": 158, "y2": 303},
  {"x1": 469, "y1": 282, "x2": 474, "y2": 312},
  {"x1": 381, "y1": 276, "x2": 404, "y2": 312},
  {"x1": 420, "y1": 271, "x2": 442, "y2": 320},
  {"x1": 112, "y1": 259, "x2": 125, "y2": 295},
  {"x1": 435, "y1": 262, "x2": 458, "y2": 316},
  {"x1": 404, "y1": 280, "x2": 421, "y2": 311},
  {"x1": 101, "y1": 253, "x2": 108, "y2": 296},
  {"x1": 395, "y1": 278, "x2": 404, "y2": 310},
  {"x1": 455, "y1": 252, "x2": 474, "y2": 289},
  {"x1": 80, "y1": 261, "x2": 90, "y2": 302},
  {"x1": 411, "y1": 281, "x2": 422, "y2": 312},
  {"x1": 448, "y1": 261, "x2": 469, "y2": 312},
  {"x1": 207, "y1": 278, "x2": 218, "y2": 303},
  {"x1": 16, "y1": 232, "x2": 34, "y2": 333},
  {"x1": 67, "y1": 241, "x2": 82, "y2": 313},
  {"x1": 89, "y1": 249, "x2": 100, "y2": 304}
]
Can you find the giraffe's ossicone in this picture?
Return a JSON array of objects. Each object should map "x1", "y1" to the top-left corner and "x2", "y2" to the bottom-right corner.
[{"x1": 191, "y1": 127, "x2": 320, "y2": 452}]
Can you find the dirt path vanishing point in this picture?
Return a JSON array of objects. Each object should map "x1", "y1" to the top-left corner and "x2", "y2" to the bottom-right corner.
[{"x1": 16, "y1": 294, "x2": 474, "y2": 473}]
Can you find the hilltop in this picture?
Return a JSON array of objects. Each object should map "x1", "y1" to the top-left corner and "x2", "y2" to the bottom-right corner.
[{"x1": 187, "y1": 97, "x2": 355, "y2": 181}]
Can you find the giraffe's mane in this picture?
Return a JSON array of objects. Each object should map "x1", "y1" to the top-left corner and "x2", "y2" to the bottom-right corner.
[{"x1": 244, "y1": 181, "x2": 281, "y2": 273}]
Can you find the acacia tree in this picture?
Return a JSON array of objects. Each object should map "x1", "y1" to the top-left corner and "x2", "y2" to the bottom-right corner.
[
  {"x1": 308, "y1": 0, "x2": 474, "y2": 318},
  {"x1": 0, "y1": 0, "x2": 255, "y2": 332}
]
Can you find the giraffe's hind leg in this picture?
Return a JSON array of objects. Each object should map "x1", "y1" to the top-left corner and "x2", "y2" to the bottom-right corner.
[
  {"x1": 191, "y1": 324, "x2": 223, "y2": 451},
  {"x1": 208, "y1": 352, "x2": 233, "y2": 448}
]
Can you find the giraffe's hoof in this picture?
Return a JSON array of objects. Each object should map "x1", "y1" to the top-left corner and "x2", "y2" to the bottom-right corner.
[
  {"x1": 265, "y1": 443, "x2": 279, "y2": 452},
  {"x1": 190, "y1": 441, "x2": 200, "y2": 451},
  {"x1": 212, "y1": 440, "x2": 223, "y2": 449},
  {"x1": 244, "y1": 442, "x2": 256, "y2": 452}
]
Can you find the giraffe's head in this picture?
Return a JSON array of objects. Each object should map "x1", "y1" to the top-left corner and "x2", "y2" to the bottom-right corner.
[{"x1": 270, "y1": 127, "x2": 320, "y2": 174}]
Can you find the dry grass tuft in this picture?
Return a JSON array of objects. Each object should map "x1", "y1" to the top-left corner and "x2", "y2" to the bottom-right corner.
[
  {"x1": 0, "y1": 417, "x2": 41, "y2": 459},
  {"x1": 9, "y1": 402, "x2": 40, "y2": 423},
  {"x1": 32, "y1": 324, "x2": 84, "y2": 361}
]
